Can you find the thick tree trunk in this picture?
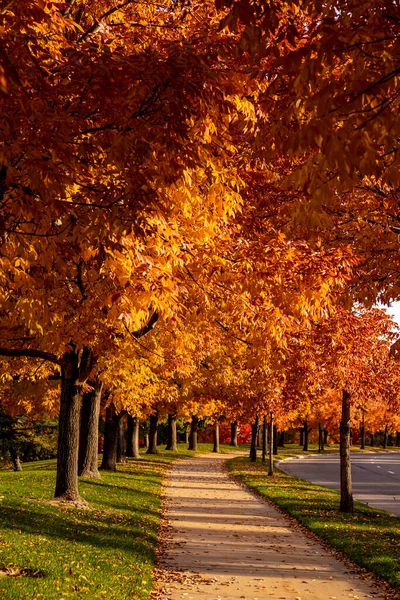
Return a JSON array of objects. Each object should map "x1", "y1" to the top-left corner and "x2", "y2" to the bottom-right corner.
[
  {"x1": 303, "y1": 420, "x2": 309, "y2": 452},
  {"x1": 340, "y1": 389, "x2": 353, "y2": 513},
  {"x1": 78, "y1": 379, "x2": 102, "y2": 478},
  {"x1": 323, "y1": 429, "x2": 329, "y2": 445},
  {"x1": 250, "y1": 416, "x2": 258, "y2": 461},
  {"x1": 126, "y1": 416, "x2": 140, "y2": 458},
  {"x1": 230, "y1": 421, "x2": 238, "y2": 447},
  {"x1": 268, "y1": 412, "x2": 274, "y2": 476},
  {"x1": 383, "y1": 424, "x2": 389, "y2": 449},
  {"x1": 117, "y1": 415, "x2": 128, "y2": 463},
  {"x1": 318, "y1": 423, "x2": 324, "y2": 453},
  {"x1": 165, "y1": 413, "x2": 177, "y2": 451},
  {"x1": 55, "y1": 350, "x2": 89, "y2": 502},
  {"x1": 262, "y1": 415, "x2": 267, "y2": 463},
  {"x1": 10, "y1": 447, "x2": 22, "y2": 471},
  {"x1": 213, "y1": 423, "x2": 220, "y2": 453},
  {"x1": 101, "y1": 403, "x2": 118, "y2": 471},
  {"x1": 360, "y1": 424, "x2": 365, "y2": 450},
  {"x1": 146, "y1": 411, "x2": 159, "y2": 454},
  {"x1": 188, "y1": 415, "x2": 199, "y2": 451},
  {"x1": 299, "y1": 427, "x2": 304, "y2": 447}
]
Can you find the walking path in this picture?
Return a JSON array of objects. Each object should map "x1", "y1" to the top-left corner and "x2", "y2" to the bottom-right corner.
[{"x1": 152, "y1": 454, "x2": 390, "y2": 600}]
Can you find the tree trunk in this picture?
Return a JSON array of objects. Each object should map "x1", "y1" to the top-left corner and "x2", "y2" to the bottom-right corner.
[
  {"x1": 323, "y1": 429, "x2": 329, "y2": 445},
  {"x1": 383, "y1": 424, "x2": 389, "y2": 449},
  {"x1": 117, "y1": 415, "x2": 128, "y2": 463},
  {"x1": 299, "y1": 427, "x2": 304, "y2": 447},
  {"x1": 185, "y1": 428, "x2": 189, "y2": 444},
  {"x1": 126, "y1": 416, "x2": 140, "y2": 459},
  {"x1": 278, "y1": 430, "x2": 285, "y2": 447},
  {"x1": 318, "y1": 423, "x2": 324, "y2": 453},
  {"x1": 10, "y1": 446, "x2": 22, "y2": 471},
  {"x1": 262, "y1": 415, "x2": 267, "y2": 463},
  {"x1": 188, "y1": 415, "x2": 198, "y2": 451},
  {"x1": 303, "y1": 420, "x2": 309, "y2": 452},
  {"x1": 250, "y1": 416, "x2": 258, "y2": 462},
  {"x1": 165, "y1": 413, "x2": 177, "y2": 451},
  {"x1": 370, "y1": 432, "x2": 375, "y2": 446},
  {"x1": 146, "y1": 411, "x2": 159, "y2": 454},
  {"x1": 101, "y1": 403, "x2": 118, "y2": 471},
  {"x1": 396, "y1": 432, "x2": 400, "y2": 447},
  {"x1": 273, "y1": 426, "x2": 278, "y2": 455},
  {"x1": 213, "y1": 423, "x2": 220, "y2": 453},
  {"x1": 257, "y1": 425, "x2": 262, "y2": 448},
  {"x1": 340, "y1": 389, "x2": 353, "y2": 513},
  {"x1": 268, "y1": 412, "x2": 274, "y2": 476},
  {"x1": 360, "y1": 413, "x2": 365, "y2": 450},
  {"x1": 230, "y1": 421, "x2": 238, "y2": 447},
  {"x1": 78, "y1": 379, "x2": 102, "y2": 478},
  {"x1": 55, "y1": 350, "x2": 90, "y2": 502}
]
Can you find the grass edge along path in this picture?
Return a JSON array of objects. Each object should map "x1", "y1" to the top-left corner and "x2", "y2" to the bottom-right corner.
[
  {"x1": 0, "y1": 443, "x2": 243, "y2": 600},
  {"x1": 227, "y1": 455, "x2": 400, "y2": 596}
]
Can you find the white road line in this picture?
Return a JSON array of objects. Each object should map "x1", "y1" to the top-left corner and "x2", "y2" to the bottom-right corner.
[
  {"x1": 377, "y1": 466, "x2": 381, "y2": 468},
  {"x1": 388, "y1": 470, "x2": 395, "y2": 474}
]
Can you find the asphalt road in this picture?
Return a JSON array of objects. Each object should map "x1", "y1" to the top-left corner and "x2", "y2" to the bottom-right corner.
[{"x1": 279, "y1": 452, "x2": 400, "y2": 516}]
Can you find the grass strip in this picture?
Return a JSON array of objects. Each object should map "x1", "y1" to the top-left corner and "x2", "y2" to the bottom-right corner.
[
  {"x1": 0, "y1": 443, "x2": 242, "y2": 600},
  {"x1": 227, "y1": 455, "x2": 400, "y2": 593}
]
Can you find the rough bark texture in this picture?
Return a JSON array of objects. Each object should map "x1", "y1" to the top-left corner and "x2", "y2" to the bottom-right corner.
[
  {"x1": 268, "y1": 412, "x2": 274, "y2": 476},
  {"x1": 117, "y1": 415, "x2": 128, "y2": 463},
  {"x1": 250, "y1": 416, "x2": 258, "y2": 462},
  {"x1": 165, "y1": 413, "x2": 177, "y2": 451},
  {"x1": 188, "y1": 415, "x2": 199, "y2": 451},
  {"x1": 146, "y1": 411, "x2": 159, "y2": 454},
  {"x1": 101, "y1": 403, "x2": 118, "y2": 471},
  {"x1": 340, "y1": 389, "x2": 354, "y2": 513},
  {"x1": 55, "y1": 350, "x2": 88, "y2": 502},
  {"x1": 213, "y1": 423, "x2": 220, "y2": 453},
  {"x1": 303, "y1": 420, "x2": 309, "y2": 452},
  {"x1": 383, "y1": 424, "x2": 389, "y2": 449},
  {"x1": 230, "y1": 421, "x2": 238, "y2": 447},
  {"x1": 10, "y1": 447, "x2": 22, "y2": 471},
  {"x1": 78, "y1": 379, "x2": 102, "y2": 478},
  {"x1": 262, "y1": 415, "x2": 267, "y2": 463},
  {"x1": 126, "y1": 415, "x2": 140, "y2": 458}
]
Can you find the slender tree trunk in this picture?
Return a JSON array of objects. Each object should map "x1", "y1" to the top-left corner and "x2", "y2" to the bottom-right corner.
[
  {"x1": 146, "y1": 411, "x2": 159, "y2": 454},
  {"x1": 299, "y1": 427, "x2": 304, "y2": 447},
  {"x1": 230, "y1": 421, "x2": 238, "y2": 447},
  {"x1": 78, "y1": 379, "x2": 102, "y2": 478},
  {"x1": 340, "y1": 389, "x2": 353, "y2": 513},
  {"x1": 370, "y1": 432, "x2": 375, "y2": 446},
  {"x1": 273, "y1": 426, "x2": 278, "y2": 455},
  {"x1": 101, "y1": 403, "x2": 118, "y2": 471},
  {"x1": 10, "y1": 446, "x2": 22, "y2": 471},
  {"x1": 278, "y1": 430, "x2": 285, "y2": 447},
  {"x1": 188, "y1": 415, "x2": 198, "y2": 451},
  {"x1": 318, "y1": 423, "x2": 324, "y2": 453},
  {"x1": 55, "y1": 350, "x2": 89, "y2": 502},
  {"x1": 257, "y1": 425, "x2": 262, "y2": 448},
  {"x1": 213, "y1": 423, "x2": 220, "y2": 453},
  {"x1": 268, "y1": 412, "x2": 274, "y2": 476},
  {"x1": 250, "y1": 416, "x2": 258, "y2": 461},
  {"x1": 127, "y1": 416, "x2": 140, "y2": 458},
  {"x1": 323, "y1": 429, "x2": 329, "y2": 445},
  {"x1": 383, "y1": 424, "x2": 389, "y2": 449},
  {"x1": 360, "y1": 413, "x2": 365, "y2": 450},
  {"x1": 262, "y1": 415, "x2": 267, "y2": 462},
  {"x1": 117, "y1": 415, "x2": 128, "y2": 463},
  {"x1": 303, "y1": 420, "x2": 309, "y2": 452},
  {"x1": 185, "y1": 428, "x2": 189, "y2": 444},
  {"x1": 165, "y1": 413, "x2": 177, "y2": 451}
]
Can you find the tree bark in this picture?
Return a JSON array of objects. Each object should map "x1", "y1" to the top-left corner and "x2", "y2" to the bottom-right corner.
[
  {"x1": 188, "y1": 415, "x2": 199, "y2": 451},
  {"x1": 146, "y1": 411, "x2": 159, "y2": 454},
  {"x1": 303, "y1": 420, "x2": 309, "y2": 452},
  {"x1": 213, "y1": 423, "x2": 220, "y2": 453},
  {"x1": 323, "y1": 429, "x2": 329, "y2": 445},
  {"x1": 340, "y1": 389, "x2": 353, "y2": 513},
  {"x1": 126, "y1": 415, "x2": 140, "y2": 458},
  {"x1": 318, "y1": 423, "x2": 324, "y2": 453},
  {"x1": 299, "y1": 427, "x2": 304, "y2": 447},
  {"x1": 117, "y1": 414, "x2": 128, "y2": 463},
  {"x1": 262, "y1": 415, "x2": 267, "y2": 463},
  {"x1": 55, "y1": 349, "x2": 92, "y2": 502},
  {"x1": 268, "y1": 412, "x2": 274, "y2": 476},
  {"x1": 360, "y1": 413, "x2": 365, "y2": 450},
  {"x1": 165, "y1": 413, "x2": 177, "y2": 451},
  {"x1": 396, "y1": 432, "x2": 400, "y2": 447},
  {"x1": 250, "y1": 416, "x2": 258, "y2": 461},
  {"x1": 278, "y1": 430, "x2": 285, "y2": 447},
  {"x1": 10, "y1": 446, "x2": 22, "y2": 471},
  {"x1": 78, "y1": 379, "x2": 102, "y2": 478},
  {"x1": 383, "y1": 424, "x2": 389, "y2": 449},
  {"x1": 370, "y1": 432, "x2": 375, "y2": 446},
  {"x1": 230, "y1": 421, "x2": 238, "y2": 447},
  {"x1": 101, "y1": 403, "x2": 118, "y2": 471},
  {"x1": 273, "y1": 425, "x2": 278, "y2": 455}
]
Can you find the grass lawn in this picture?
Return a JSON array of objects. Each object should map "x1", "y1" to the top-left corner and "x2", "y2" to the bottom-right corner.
[
  {"x1": 227, "y1": 454, "x2": 400, "y2": 592},
  {"x1": 0, "y1": 443, "x2": 242, "y2": 600}
]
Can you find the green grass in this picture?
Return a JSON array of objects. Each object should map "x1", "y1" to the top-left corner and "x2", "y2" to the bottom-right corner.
[
  {"x1": 0, "y1": 443, "x2": 243, "y2": 600},
  {"x1": 227, "y1": 454, "x2": 400, "y2": 592}
]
